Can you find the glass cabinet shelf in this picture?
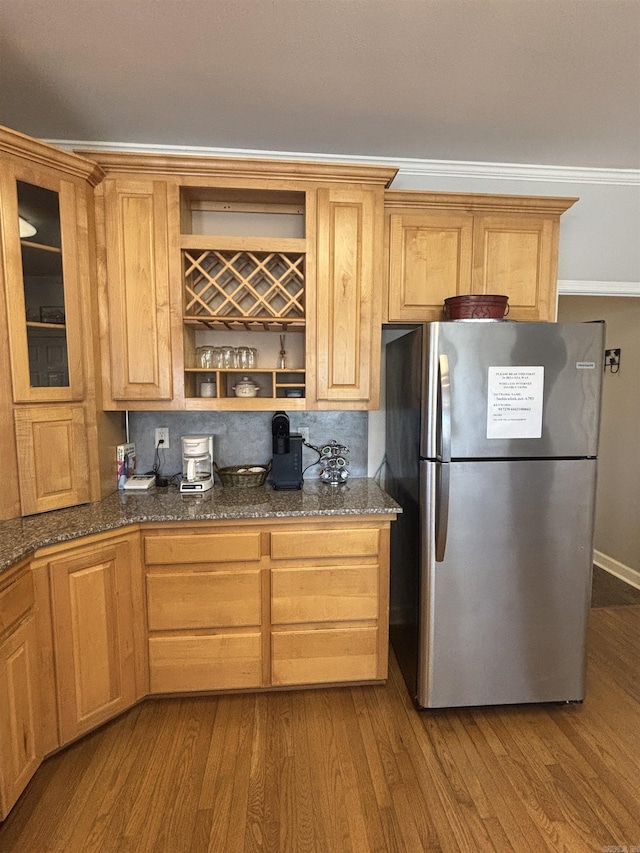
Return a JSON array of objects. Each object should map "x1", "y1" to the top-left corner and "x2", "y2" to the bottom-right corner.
[{"x1": 17, "y1": 180, "x2": 71, "y2": 390}]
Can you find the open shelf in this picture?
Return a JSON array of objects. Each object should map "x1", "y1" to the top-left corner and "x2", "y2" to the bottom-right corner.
[
  {"x1": 184, "y1": 367, "x2": 306, "y2": 404},
  {"x1": 180, "y1": 186, "x2": 309, "y2": 408}
]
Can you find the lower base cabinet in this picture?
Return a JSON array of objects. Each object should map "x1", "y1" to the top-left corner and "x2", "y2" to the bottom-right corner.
[
  {"x1": 48, "y1": 533, "x2": 142, "y2": 743},
  {"x1": 144, "y1": 527, "x2": 266, "y2": 693},
  {"x1": 148, "y1": 633, "x2": 263, "y2": 693},
  {"x1": 0, "y1": 512, "x2": 394, "y2": 822},
  {"x1": 0, "y1": 566, "x2": 42, "y2": 821},
  {"x1": 143, "y1": 517, "x2": 391, "y2": 692},
  {"x1": 271, "y1": 626, "x2": 380, "y2": 686},
  {"x1": 270, "y1": 526, "x2": 386, "y2": 686}
]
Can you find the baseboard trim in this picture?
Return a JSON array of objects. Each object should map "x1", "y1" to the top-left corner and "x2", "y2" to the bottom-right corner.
[{"x1": 593, "y1": 550, "x2": 640, "y2": 591}]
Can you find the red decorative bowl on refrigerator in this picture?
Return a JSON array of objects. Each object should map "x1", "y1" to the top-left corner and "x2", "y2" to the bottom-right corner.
[{"x1": 443, "y1": 294, "x2": 510, "y2": 320}]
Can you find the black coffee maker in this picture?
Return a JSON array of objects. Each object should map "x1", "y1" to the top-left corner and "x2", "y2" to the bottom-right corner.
[{"x1": 271, "y1": 412, "x2": 303, "y2": 490}]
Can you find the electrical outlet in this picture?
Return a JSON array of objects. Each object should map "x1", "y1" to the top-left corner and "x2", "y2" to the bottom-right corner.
[
  {"x1": 154, "y1": 427, "x2": 170, "y2": 449},
  {"x1": 297, "y1": 426, "x2": 310, "y2": 444}
]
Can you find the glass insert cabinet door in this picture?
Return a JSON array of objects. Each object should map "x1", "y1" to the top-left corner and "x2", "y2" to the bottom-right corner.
[{"x1": 1, "y1": 165, "x2": 85, "y2": 402}]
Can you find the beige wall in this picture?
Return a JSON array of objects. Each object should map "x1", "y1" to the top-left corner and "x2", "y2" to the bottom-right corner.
[{"x1": 558, "y1": 297, "x2": 640, "y2": 573}]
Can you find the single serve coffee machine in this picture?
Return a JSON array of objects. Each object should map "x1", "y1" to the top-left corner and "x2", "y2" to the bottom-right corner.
[{"x1": 271, "y1": 412, "x2": 303, "y2": 490}]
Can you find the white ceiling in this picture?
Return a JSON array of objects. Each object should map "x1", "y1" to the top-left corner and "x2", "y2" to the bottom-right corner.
[{"x1": 1, "y1": 0, "x2": 639, "y2": 170}]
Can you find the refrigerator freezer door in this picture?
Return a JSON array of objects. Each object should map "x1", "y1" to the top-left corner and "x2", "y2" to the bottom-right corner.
[
  {"x1": 418, "y1": 458, "x2": 596, "y2": 708},
  {"x1": 421, "y1": 321, "x2": 604, "y2": 460}
]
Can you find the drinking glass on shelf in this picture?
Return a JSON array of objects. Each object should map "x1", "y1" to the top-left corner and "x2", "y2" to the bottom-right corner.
[
  {"x1": 212, "y1": 347, "x2": 223, "y2": 368},
  {"x1": 237, "y1": 346, "x2": 252, "y2": 370},
  {"x1": 249, "y1": 347, "x2": 258, "y2": 368},
  {"x1": 197, "y1": 346, "x2": 215, "y2": 369},
  {"x1": 221, "y1": 345, "x2": 235, "y2": 369}
]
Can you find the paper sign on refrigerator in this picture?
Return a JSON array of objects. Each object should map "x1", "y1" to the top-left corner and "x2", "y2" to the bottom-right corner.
[{"x1": 487, "y1": 366, "x2": 544, "y2": 439}]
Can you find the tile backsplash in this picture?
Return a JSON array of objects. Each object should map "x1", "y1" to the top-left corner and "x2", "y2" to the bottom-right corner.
[{"x1": 128, "y1": 410, "x2": 368, "y2": 481}]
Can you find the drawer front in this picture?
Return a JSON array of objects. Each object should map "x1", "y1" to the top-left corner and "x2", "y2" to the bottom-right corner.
[
  {"x1": 271, "y1": 565, "x2": 378, "y2": 624},
  {"x1": 147, "y1": 571, "x2": 261, "y2": 630},
  {"x1": 271, "y1": 626, "x2": 379, "y2": 686},
  {"x1": 144, "y1": 532, "x2": 261, "y2": 565},
  {"x1": 270, "y1": 528, "x2": 379, "y2": 561},
  {"x1": 0, "y1": 572, "x2": 34, "y2": 637},
  {"x1": 148, "y1": 633, "x2": 262, "y2": 693}
]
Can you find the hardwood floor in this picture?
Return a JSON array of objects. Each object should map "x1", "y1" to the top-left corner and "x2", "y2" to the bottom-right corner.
[{"x1": 2, "y1": 606, "x2": 640, "y2": 852}]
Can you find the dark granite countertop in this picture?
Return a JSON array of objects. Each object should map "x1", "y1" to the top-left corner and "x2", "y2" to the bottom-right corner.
[{"x1": 0, "y1": 478, "x2": 400, "y2": 574}]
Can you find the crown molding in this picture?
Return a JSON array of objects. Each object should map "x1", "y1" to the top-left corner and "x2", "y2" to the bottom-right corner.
[
  {"x1": 390, "y1": 159, "x2": 640, "y2": 187},
  {"x1": 0, "y1": 128, "x2": 104, "y2": 185},
  {"x1": 558, "y1": 280, "x2": 640, "y2": 297},
  {"x1": 49, "y1": 140, "x2": 640, "y2": 188}
]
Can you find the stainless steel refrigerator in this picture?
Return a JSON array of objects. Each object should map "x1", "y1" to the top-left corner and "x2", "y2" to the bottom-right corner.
[{"x1": 385, "y1": 320, "x2": 604, "y2": 708}]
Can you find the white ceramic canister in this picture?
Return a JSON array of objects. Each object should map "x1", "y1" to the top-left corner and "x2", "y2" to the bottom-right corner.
[{"x1": 199, "y1": 379, "x2": 216, "y2": 397}]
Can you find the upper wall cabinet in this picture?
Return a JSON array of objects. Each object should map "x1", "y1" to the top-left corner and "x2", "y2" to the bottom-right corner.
[
  {"x1": 97, "y1": 178, "x2": 173, "y2": 402},
  {"x1": 315, "y1": 187, "x2": 384, "y2": 408},
  {"x1": 14, "y1": 403, "x2": 90, "y2": 516},
  {"x1": 0, "y1": 159, "x2": 97, "y2": 403},
  {"x1": 89, "y1": 152, "x2": 397, "y2": 411},
  {"x1": 0, "y1": 126, "x2": 111, "y2": 521},
  {"x1": 385, "y1": 192, "x2": 577, "y2": 323}
]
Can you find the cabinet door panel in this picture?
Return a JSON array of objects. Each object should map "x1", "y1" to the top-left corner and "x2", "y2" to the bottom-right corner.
[
  {"x1": 148, "y1": 633, "x2": 262, "y2": 693},
  {"x1": 49, "y1": 539, "x2": 136, "y2": 742},
  {"x1": 472, "y1": 215, "x2": 556, "y2": 320},
  {"x1": 0, "y1": 616, "x2": 41, "y2": 820},
  {"x1": 147, "y1": 571, "x2": 261, "y2": 630},
  {"x1": 14, "y1": 404, "x2": 89, "y2": 515},
  {"x1": 271, "y1": 565, "x2": 378, "y2": 624},
  {"x1": 0, "y1": 572, "x2": 34, "y2": 635},
  {"x1": 271, "y1": 527, "x2": 379, "y2": 560},
  {"x1": 316, "y1": 188, "x2": 382, "y2": 405},
  {"x1": 388, "y1": 213, "x2": 474, "y2": 321},
  {"x1": 144, "y1": 531, "x2": 261, "y2": 565},
  {"x1": 271, "y1": 626, "x2": 378, "y2": 685},
  {"x1": 104, "y1": 179, "x2": 172, "y2": 400},
  {"x1": 0, "y1": 164, "x2": 86, "y2": 403}
]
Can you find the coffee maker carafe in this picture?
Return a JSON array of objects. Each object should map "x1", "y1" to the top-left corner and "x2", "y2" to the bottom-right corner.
[
  {"x1": 271, "y1": 412, "x2": 303, "y2": 490},
  {"x1": 180, "y1": 435, "x2": 214, "y2": 493}
]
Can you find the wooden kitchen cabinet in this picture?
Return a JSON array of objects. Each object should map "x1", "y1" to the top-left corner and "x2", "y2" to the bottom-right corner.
[
  {"x1": 97, "y1": 177, "x2": 174, "y2": 403},
  {"x1": 144, "y1": 516, "x2": 391, "y2": 692},
  {"x1": 0, "y1": 125, "x2": 123, "y2": 520},
  {"x1": 144, "y1": 527, "x2": 265, "y2": 692},
  {"x1": 0, "y1": 158, "x2": 90, "y2": 403},
  {"x1": 385, "y1": 192, "x2": 577, "y2": 323},
  {"x1": 88, "y1": 152, "x2": 396, "y2": 411},
  {"x1": 48, "y1": 532, "x2": 142, "y2": 743},
  {"x1": 270, "y1": 521, "x2": 389, "y2": 686},
  {"x1": 0, "y1": 563, "x2": 42, "y2": 820},
  {"x1": 315, "y1": 187, "x2": 384, "y2": 408},
  {"x1": 13, "y1": 403, "x2": 90, "y2": 515}
]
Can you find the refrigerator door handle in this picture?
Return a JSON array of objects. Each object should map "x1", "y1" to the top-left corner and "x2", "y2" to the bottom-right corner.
[
  {"x1": 435, "y1": 462, "x2": 450, "y2": 562},
  {"x1": 438, "y1": 353, "x2": 452, "y2": 463}
]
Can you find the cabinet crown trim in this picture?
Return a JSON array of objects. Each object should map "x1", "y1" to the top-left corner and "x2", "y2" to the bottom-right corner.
[
  {"x1": 384, "y1": 190, "x2": 578, "y2": 215},
  {"x1": 76, "y1": 150, "x2": 398, "y2": 186},
  {"x1": 0, "y1": 125, "x2": 105, "y2": 186}
]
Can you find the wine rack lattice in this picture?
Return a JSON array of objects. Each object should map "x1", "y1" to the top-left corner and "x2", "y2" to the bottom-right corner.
[{"x1": 183, "y1": 250, "x2": 305, "y2": 320}]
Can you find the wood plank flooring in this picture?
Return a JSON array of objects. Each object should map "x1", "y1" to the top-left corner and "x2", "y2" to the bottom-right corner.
[{"x1": 2, "y1": 605, "x2": 640, "y2": 851}]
